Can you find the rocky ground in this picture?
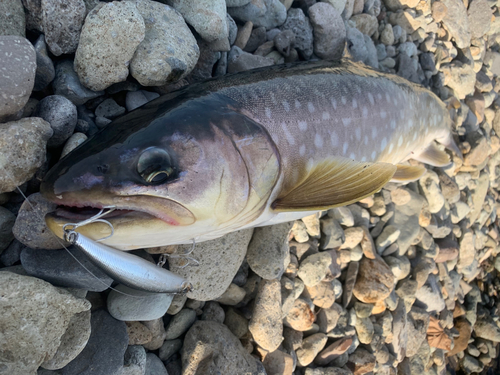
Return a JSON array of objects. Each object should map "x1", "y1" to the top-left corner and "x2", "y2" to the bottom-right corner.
[{"x1": 0, "y1": 0, "x2": 500, "y2": 374}]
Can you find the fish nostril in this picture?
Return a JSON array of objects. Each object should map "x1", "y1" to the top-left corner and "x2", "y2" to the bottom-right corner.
[{"x1": 97, "y1": 164, "x2": 109, "y2": 174}]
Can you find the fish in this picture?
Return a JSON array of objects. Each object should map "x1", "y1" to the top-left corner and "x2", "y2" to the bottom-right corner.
[{"x1": 40, "y1": 58, "x2": 460, "y2": 250}]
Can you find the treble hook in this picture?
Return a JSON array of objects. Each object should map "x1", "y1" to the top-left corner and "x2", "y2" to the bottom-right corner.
[
  {"x1": 63, "y1": 206, "x2": 116, "y2": 242},
  {"x1": 158, "y1": 239, "x2": 200, "y2": 269}
]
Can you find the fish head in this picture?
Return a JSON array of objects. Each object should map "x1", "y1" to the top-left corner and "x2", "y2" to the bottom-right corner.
[{"x1": 41, "y1": 97, "x2": 280, "y2": 250}]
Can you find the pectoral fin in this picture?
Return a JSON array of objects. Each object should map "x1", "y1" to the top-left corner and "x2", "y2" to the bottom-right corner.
[
  {"x1": 272, "y1": 158, "x2": 397, "y2": 211},
  {"x1": 414, "y1": 142, "x2": 451, "y2": 167},
  {"x1": 391, "y1": 164, "x2": 426, "y2": 182}
]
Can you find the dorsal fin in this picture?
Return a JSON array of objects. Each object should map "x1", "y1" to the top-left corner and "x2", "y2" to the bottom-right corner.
[
  {"x1": 272, "y1": 158, "x2": 397, "y2": 211},
  {"x1": 391, "y1": 164, "x2": 426, "y2": 182},
  {"x1": 413, "y1": 143, "x2": 451, "y2": 167}
]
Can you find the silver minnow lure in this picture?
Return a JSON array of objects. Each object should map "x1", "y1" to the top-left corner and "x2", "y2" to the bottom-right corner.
[{"x1": 64, "y1": 229, "x2": 192, "y2": 293}]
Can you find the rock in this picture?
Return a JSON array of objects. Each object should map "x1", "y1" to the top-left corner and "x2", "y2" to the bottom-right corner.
[
  {"x1": 228, "y1": 0, "x2": 287, "y2": 30},
  {"x1": 297, "y1": 251, "x2": 333, "y2": 286},
  {"x1": 467, "y1": 0, "x2": 492, "y2": 39},
  {"x1": 351, "y1": 14, "x2": 378, "y2": 37},
  {"x1": 164, "y1": 308, "x2": 197, "y2": 340},
  {"x1": 347, "y1": 348, "x2": 376, "y2": 375},
  {"x1": 0, "y1": 0, "x2": 25, "y2": 36},
  {"x1": 0, "y1": 207, "x2": 15, "y2": 251},
  {"x1": 353, "y1": 257, "x2": 395, "y2": 303},
  {"x1": 0, "y1": 272, "x2": 90, "y2": 374},
  {"x1": 384, "y1": 256, "x2": 410, "y2": 281},
  {"x1": 405, "y1": 307, "x2": 430, "y2": 357},
  {"x1": 224, "y1": 308, "x2": 248, "y2": 339},
  {"x1": 474, "y1": 316, "x2": 500, "y2": 342},
  {"x1": 130, "y1": 0, "x2": 200, "y2": 86},
  {"x1": 376, "y1": 225, "x2": 401, "y2": 254},
  {"x1": 308, "y1": 2, "x2": 345, "y2": 61},
  {"x1": 75, "y1": 1, "x2": 145, "y2": 91},
  {"x1": 346, "y1": 26, "x2": 368, "y2": 64},
  {"x1": 12, "y1": 193, "x2": 64, "y2": 250},
  {"x1": 389, "y1": 188, "x2": 423, "y2": 255},
  {"x1": 41, "y1": 310, "x2": 91, "y2": 370},
  {"x1": 343, "y1": 261, "x2": 359, "y2": 307},
  {"x1": 441, "y1": 0, "x2": 471, "y2": 47},
  {"x1": 52, "y1": 60, "x2": 104, "y2": 105},
  {"x1": 468, "y1": 172, "x2": 489, "y2": 224},
  {"x1": 0, "y1": 36, "x2": 36, "y2": 120},
  {"x1": 420, "y1": 171, "x2": 445, "y2": 213},
  {"x1": 234, "y1": 21, "x2": 254, "y2": 49},
  {"x1": 107, "y1": 284, "x2": 174, "y2": 321},
  {"x1": 42, "y1": 0, "x2": 86, "y2": 56},
  {"x1": 388, "y1": 11, "x2": 425, "y2": 35},
  {"x1": 448, "y1": 317, "x2": 471, "y2": 356},
  {"x1": 432, "y1": 1, "x2": 447, "y2": 22},
  {"x1": 167, "y1": 0, "x2": 228, "y2": 44},
  {"x1": 33, "y1": 95, "x2": 78, "y2": 147},
  {"x1": 434, "y1": 238, "x2": 459, "y2": 262},
  {"x1": 315, "y1": 337, "x2": 353, "y2": 366},
  {"x1": 126, "y1": 322, "x2": 152, "y2": 346},
  {"x1": 274, "y1": 29, "x2": 295, "y2": 57},
  {"x1": 341, "y1": 227, "x2": 364, "y2": 249},
  {"x1": 279, "y1": 8, "x2": 314, "y2": 59},
  {"x1": 317, "y1": 303, "x2": 343, "y2": 333},
  {"x1": 414, "y1": 274, "x2": 445, "y2": 313},
  {"x1": 61, "y1": 132, "x2": 88, "y2": 158},
  {"x1": 122, "y1": 345, "x2": 147, "y2": 375},
  {"x1": 321, "y1": 218, "x2": 345, "y2": 249},
  {"x1": 125, "y1": 90, "x2": 160, "y2": 111},
  {"x1": 249, "y1": 279, "x2": 283, "y2": 351},
  {"x1": 441, "y1": 61, "x2": 476, "y2": 99},
  {"x1": 215, "y1": 283, "x2": 246, "y2": 305},
  {"x1": 227, "y1": 46, "x2": 274, "y2": 73},
  {"x1": 33, "y1": 35, "x2": 55, "y2": 91},
  {"x1": 20, "y1": 246, "x2": 113, "y2": 292},
  {"x1": 142, "y1": 318, "x2": 167, "y2": 350},
  {"x1": 182, "y1": 320, "x2": 265, "y2": 375},
  {"x1": 169, "y1": 229, "x2": 253, "y2": 301},
  {"x1": 297, "y1": 333, "x2": 328, "y2": 366},
  {"x1": 159, "y1": 339, "x2": 182, "y2": 362},
  {"x1": 246, "y1": 222, "x2": 292, "y2": 280},
  {"x1": 201, "y1": 301, "x2": 225, "y2": 323},
  {"x1": 263, "y1": 349, "x2": 294, "y2": 375},
  {"x1": 64, "y1": 309, "x2": 128, "y2": 375},
  {"x1": 355, "y1": 317, "x2": 374, "y2": 344},
  {"x1": 145, "y1": 353, "x2": 168, "y2": 375},
  {"x1": 383, "y1": 0, "x2": 419, "y2": 10},
  {"x1": 285, "y1": 298, "x2": 315, "y2": 331},
  {"x1": 389, "y1": 299, "x2": 407, "y2": 362},
  {"x1": 244, "y1": 26, "x2": 267, "y2": 52}
]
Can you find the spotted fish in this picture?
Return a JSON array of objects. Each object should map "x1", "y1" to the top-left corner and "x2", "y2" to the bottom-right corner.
[{"x1": 41, "y1": 59, "x2": 460, "y2": 250}]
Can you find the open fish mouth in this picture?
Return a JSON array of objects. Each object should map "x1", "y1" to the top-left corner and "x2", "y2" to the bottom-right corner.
[{"x1": 53, "y1": 205, "x2": 135, "y2": 222}]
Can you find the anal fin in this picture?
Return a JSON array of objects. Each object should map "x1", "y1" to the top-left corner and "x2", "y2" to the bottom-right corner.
[
  {"x1": 391, "y1": 164, "x2": 426, "y2": 182},
  {"x1": 413, "y1": 142, "x2": 451, "y2": 167},
  {"x1": 272, "y1": 158, "x2": 397, "y2": 211}
]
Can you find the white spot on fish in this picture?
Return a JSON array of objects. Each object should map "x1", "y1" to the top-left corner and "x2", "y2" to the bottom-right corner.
[
  {"x1": 314, "y1": 133, "x2": 323, "y2": 148},
  {"x1": 341, "y1": 96, "x2": 347, "y2": 105},
  {"x1": 342, "y1": 118, "x2": 351, "y2": 126},
  {"x1": 372, "y1": 127, "x2": 377, "y2": 138},
  {"x1": 368, "y1": 93, "x2": 375, "y2": 105},
  {"x1": 398, "y1": 135, "x2": 403, "y2": 147},
  {"x1": 377, "y1": 93, "x2": 382, "y2": 100},
  {"x1": 308, "y1": 102, "x2": 315, "y2": 113},
  {"x1": 380, "y1": 110, "x2": 387, "y2": 119},
  {"x1": 298, "y1": 121, "x2": 308, "y2": 131},
  {"x1": 283, "y1": 100, "x2": 290, "y2": 112},
  {"x1": 352, "y1": 99, "x2": 358, "y2": 109},
  {"x1": 364, "y1": 135, "x2": 369, "y2": 145},
  {"x1": 349, "y1": 153, "x2": 356, "y2": 160},
  {"x1": 265, "y1": 107, "x2": 272, "y2": 119},
  {"x1": 388, "y1": 143, "x2": 394, "y2": 153},
  {"x1": 413, "y1": 132, "x2": 417, "y2": 140},
  {"x1": 391, "y1": 120, "x2": 396, "y2": 129},
  {"x1": 343, "y1": 142, "x2": 349, "y2": 154},
  {"x1": 322, "y1": 111, "x2": 330, "y2": 120},
  {"x1": 299, "y1": 144, "x2": 306, "y2": 156},
  {"x1": 361, "y1": 156, "x2": 366, "y2": 161},
  {"x1": 385, "y1": 93, "x2": 391, "y2": 102},
  {"x1": 408, "y1": 119, "x2": 413, "y2": 128},
  {"x1": 295, "y1": 99, "x2": 301, "y2": 109},
  {"x1": 362, "y1": 107, "x2": 368, "y2": 118},
  {"x1": 331, "y1": 97, "x2": 337, "y2": 109},
  {"x1": 371, "y1": 151, "x2": 376, "y2": 159},
  {"x1": 331, "y1": 131, "x2": 339, "y2": 147},
  {"x1": 355, "y1": 128, "x2": 361, "y2": 141},
  {"x1": 281, "y1": 122, "x2": 295, "y2": 145},
  {"x1": 381, "y1": 137, "x2": 387, "y2": 151}
]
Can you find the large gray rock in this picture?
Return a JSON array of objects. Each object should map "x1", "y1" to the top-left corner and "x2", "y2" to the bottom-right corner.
[
  {"x1": 440, "y1": 0, "x2": 471, "y2": 48},
  {"x1": 309, "y1": 2, "x2": 345, "y2": 61},
  {"x1": 0, "y1": 118, "x2": 52, "y2": 194},
  {"x1": 182, "y1": 320, "x2": 265, "y2": 375},
  {"x1": 0, "y1": 36, "x2": 36, "y2": 120},
  {"x1": 228, "y1": 0, "x2": 287, "y2": 30},
  {"x1": 165, "y1": 0, "x2": 228, "y2": 43},
  {"x1": 467, "y1": 0, "x2": 492, "y2": 39},
  {"x1": 41, "y1": 0, "x2": 86, "y2": 56},
  {"x1": 279, "y1": 8, "x2": 313, "y2": 59},
  {"x1": 169, "y1": 229, "x2": 254, "y2": 301},
  {"x1": 0, "y1": 0, "x2": 25, "y2": 36},
  {"x1": 0, "y1": 207, "x2": 15, "y2": 252},
  {"x1": 246, "y1": 222, "x2": 292, "y2": 280},
  {"x1": 33, "y1": 35, "x2": 56, "y2": 91},
  {"x1": 74, "y1": 1, "x2": 145, "y2": 91},
  {"x1": 130, "y1": 0, "x2": 200, "y2": 86},
  {"x1": 0, "y1": 272, "x2": 90, "y2": 375}
]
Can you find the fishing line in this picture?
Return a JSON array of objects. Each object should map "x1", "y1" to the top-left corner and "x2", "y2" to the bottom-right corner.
[{"x1": 0, "y1": 155, "x2": 155, "y2": 298}]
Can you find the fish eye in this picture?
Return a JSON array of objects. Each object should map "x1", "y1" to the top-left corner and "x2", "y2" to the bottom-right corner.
[{"x1": 137, "y1": 147, "x2": 175, "y2": 184}]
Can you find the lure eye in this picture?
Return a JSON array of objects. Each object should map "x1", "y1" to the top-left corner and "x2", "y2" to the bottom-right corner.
[{"x1": 137, "y1": 147, "x2": 175, "y2": 184}]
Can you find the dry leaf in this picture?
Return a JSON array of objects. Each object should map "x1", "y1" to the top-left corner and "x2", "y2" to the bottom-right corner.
[{"x1": 427, "y1": 316, "x2": 452, "y2": 350}]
